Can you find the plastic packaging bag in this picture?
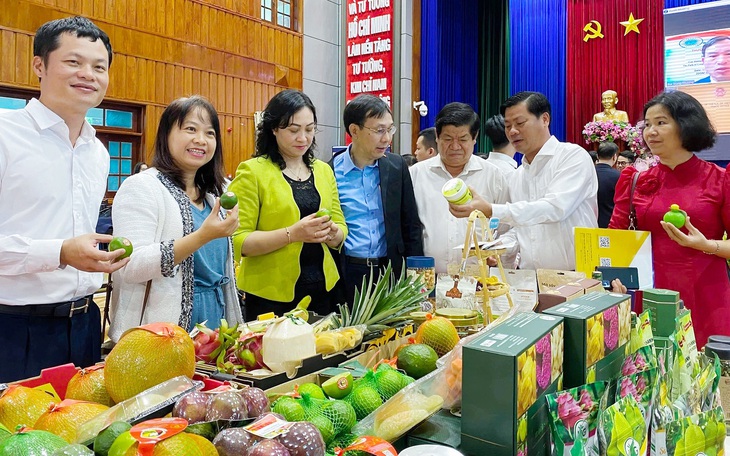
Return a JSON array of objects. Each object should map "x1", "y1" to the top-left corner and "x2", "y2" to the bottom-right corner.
[
  {"x1": 315, "y1": 325, "x2": 366, "y2": 355},
  {"x1": 545, "y1": 381, "x2": 608, "y2": 456}
]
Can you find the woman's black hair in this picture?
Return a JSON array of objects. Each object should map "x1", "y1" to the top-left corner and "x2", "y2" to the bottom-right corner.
[
  {"x1": 643, "y1": 91, "x2": 716, "y2": 152},
  {"x1": 254, "y1": 89, "x2": 317, "y2": 170},
  {"x1": 151, "y1": 95, "x2": 225, "y2": 199}
]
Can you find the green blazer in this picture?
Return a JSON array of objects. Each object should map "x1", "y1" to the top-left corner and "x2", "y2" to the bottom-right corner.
[{"x1": 230, "y1": 156, "x2": 347, "y2": 302}]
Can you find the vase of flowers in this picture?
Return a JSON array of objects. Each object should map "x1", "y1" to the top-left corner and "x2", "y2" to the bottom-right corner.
[{"x1": 582, "y1": 120, "x2": 632, "y2": 150}]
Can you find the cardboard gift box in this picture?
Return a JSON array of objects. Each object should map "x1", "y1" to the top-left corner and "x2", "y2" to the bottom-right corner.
[
  {"x1": 642, "y1": 288, "x2": 681, "y2": 338},
  {"x1": 544, "y1": 292, "x2": 631, "y2": 389},
  {"x1": 536, "y1": 284, "x2": 584, "y2": 312},
  {"x1": 461, "y1": 312, "x2": 564, "y2": 456}
]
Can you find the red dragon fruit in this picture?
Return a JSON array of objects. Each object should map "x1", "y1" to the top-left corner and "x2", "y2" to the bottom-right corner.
[
  {"x1": 193, "y1": 325, "x2": 221, "y2": 363},
  {"x1": 234, "y1": 332, "x2": 267, "y2": 371}
]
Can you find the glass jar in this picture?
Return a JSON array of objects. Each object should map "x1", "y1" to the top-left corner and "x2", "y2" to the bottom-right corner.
[
  {"x1": 703, "y1": 341, "x2": 730, "y2": 434},
  {"x1": 406, "y1": 256, "x2": 436, "y2": 299}
]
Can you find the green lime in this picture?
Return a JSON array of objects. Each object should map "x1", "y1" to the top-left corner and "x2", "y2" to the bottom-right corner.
[
  {"x1": 396, "y1": 344, "x2": 438, "y2": 379},
  {"x1": 315, "y1": 208, "x2": 332, "y2": 220},
  {"x1": 273, "y1": 397, "x2": 305, "y2": 421},
  {"x1": 321, "y1": 372, "x2": 353, "y2": 399},
  {"x1": 94, "y1": 421, "x2": 132, "y2": 456},
  {"x1": 663, "y1": 204, "x2": 686, "y2": 229},
  {"x1": 297, "y1": 382, "x2": 326, "y2": 400},
  {"x1": 309, "y1": 414, "x2": 336, "y2": 444},
  {"x1": 220, "y1": 191, "x2": 238, "y2": 210},
  {"x1": 107, "y1": 431, "x2": 136, "y2": 456},
  {"x1": 108, "y1": 237, "x2": 133, "y2": 259},
  {"x1": 347, "y1": 386, "x2": 382, "y2": 420},
  {"x1": 321, "y1": 400, "x2": 357, "y2": 434}
]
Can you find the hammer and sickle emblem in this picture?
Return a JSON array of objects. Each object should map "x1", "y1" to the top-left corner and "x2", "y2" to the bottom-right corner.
[{"x1": 583, "y1": 20, "x2": 604, "y2": 42}]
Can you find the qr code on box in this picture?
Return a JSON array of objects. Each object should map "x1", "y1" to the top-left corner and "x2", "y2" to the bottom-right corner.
[
  {"x1": 598, "y1": 236, "x2": 610, "y2": 248},
  {"x1": 599, "y1": 258, "x2": 612, "y2": 267}
]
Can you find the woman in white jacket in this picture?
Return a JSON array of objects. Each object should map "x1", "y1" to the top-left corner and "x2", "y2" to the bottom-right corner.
[{"x1": 109, "y1": 96, "x2": 243, "y2": 341}]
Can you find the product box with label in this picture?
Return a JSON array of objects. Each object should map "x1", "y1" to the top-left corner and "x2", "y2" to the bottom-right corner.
[
  {"x1": 544, "y1": 292, "x2": 631, "y2": 389},
  {"x1": 461, "y1": 312, "x2": 564, "y2": 456},
  {"x1": 536, "y1": 284, "x2": 584, "y2": 312},
  {"x1": 642, "y1": 288, "x2": 680, "y2": 337},
  {"x1": 566, "y1": 278, "x2": 604, "y2": 295}
]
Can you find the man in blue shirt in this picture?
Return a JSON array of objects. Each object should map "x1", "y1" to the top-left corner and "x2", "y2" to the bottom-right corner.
[{"x1": 333, "y1": 95, "x2": 423, "y2": 306}]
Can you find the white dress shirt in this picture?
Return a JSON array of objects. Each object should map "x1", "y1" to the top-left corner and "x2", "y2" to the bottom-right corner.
[
  {"x1": 486, "y1": 151, "x2": 518, "y2": 176},
  {"x1": 492, "y1": 136, "x2": 598, "y2": 270},
  {"x1": 410, "y1": 155, "x2": 509, "y2": 273},
  {"x1": 0, "y1": 99, "x2": 109, "y2": 305}
]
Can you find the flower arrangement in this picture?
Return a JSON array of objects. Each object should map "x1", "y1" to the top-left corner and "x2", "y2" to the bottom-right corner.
[
  {"x1": 582, "y1": 120, "x2": 632, "y2": 145},
  {"x1": 626, "y1": 120, "x2": 648, "y2": 156}
]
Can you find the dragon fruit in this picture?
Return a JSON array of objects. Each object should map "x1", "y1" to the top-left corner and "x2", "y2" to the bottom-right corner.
[
  {"x1": 556, "y1": 392, "x2": 587, "y2": 430},
  {"x1": 234, "y1": 333, "x2": 267, "y2": 371},
  {"x1": 193, "y1": 326, "x2": 221, "y2": 363}
]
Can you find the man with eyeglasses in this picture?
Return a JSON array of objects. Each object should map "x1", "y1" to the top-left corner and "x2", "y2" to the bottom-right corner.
[
  {"x1": 616, "y1": 151, "x2": 635, "y2": 171},
  {"x1": 333, "y1": 94, "x2": 423, "y2": 306},
  {"x1": 410, "y1": 102, "x2": 510, "y2": 273}
]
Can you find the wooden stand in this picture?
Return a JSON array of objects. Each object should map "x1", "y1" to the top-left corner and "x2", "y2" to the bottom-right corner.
[{"x1": 457, "y1": 210, "x2": 514, "y2": 325}]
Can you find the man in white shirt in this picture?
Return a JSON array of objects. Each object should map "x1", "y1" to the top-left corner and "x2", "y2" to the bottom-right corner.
[
  {"x1": 450, "y1": 91, "x2": 598, "y2": 270},
  {"x1": 484, "y1": 114, "x2": 518, "y2": 176},
  {"x1": 410, "y1": 103, "x2": 509, "y2": 273},
  {"x1": 414, "y1": 127, "x2": 437, "y2": 162},
  {"x1": 0, "y1": 17, "x2": 127, "y2": 382}
]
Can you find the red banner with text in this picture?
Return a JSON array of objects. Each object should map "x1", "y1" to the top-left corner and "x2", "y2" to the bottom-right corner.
[{"x1": 346, "y1": 0, "x2": 394, "y2": 109}]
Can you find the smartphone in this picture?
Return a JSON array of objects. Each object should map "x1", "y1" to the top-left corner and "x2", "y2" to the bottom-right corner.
[{"x1": 597, "y1": 266, "x2": 640, "y2": 290}]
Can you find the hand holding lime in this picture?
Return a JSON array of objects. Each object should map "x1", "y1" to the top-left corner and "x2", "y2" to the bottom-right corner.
[
  {"x1": 220, "y1": 191, "x2": 238, "y2": 210},
  {"x1": 663, "y1": 204, "x2": 686, "y2": 229},
  {"x1": 316, "y1": 208, "x2": 331, "y2": 220},
  {"x1": 108, "y1": 237, "x2": 133, "y2": 259}
]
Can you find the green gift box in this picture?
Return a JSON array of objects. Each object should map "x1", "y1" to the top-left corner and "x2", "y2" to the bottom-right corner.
[
  {"x1": 461, "y1": 312, "x2": 564, "y2": 456},
  {"x1": 642, "y1": 288, "x2": 681, "y2": 338},
  {"x1": 544, "y1": 292, "x2": 631, "y2": 389}
]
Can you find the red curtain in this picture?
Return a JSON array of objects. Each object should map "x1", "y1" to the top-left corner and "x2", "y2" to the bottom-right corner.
[{"x1": 566, "y1": 0, "x2": 665, "y2": 145}]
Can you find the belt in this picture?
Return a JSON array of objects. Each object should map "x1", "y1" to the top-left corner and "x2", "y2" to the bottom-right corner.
[
  {"x1": 0, "y1": 296, "x2": 93, "y2": 318},
  {"x1": 345, "y1": 256, "x2": 388, "y2": 267}
]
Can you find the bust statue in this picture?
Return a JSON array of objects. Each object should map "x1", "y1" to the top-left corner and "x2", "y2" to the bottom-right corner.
[{"x1": 593, "y1": 90, "x2": 629, "y2": 123}]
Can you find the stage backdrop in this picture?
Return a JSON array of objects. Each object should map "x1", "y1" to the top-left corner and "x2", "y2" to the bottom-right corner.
[{"x1": 565, "y1": 0, "x2": 665, "y2": 146}]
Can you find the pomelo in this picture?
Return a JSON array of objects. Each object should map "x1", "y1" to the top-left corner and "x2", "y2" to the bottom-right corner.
[
  {"x1": 34, "y1": 400, "x2": 110, "y2": 443},
  {"x1": 66, "y1": 366, "x2": 114, "y2": 407},
  {"x1": 414, "y1": 313, "x2": 459, "y2": 357},
  {"x1": 105, "y1": 323, "x2": 195, "y2": 403},
  {"x1": 396, "y1": 344, "x2": 438, "y2": 379},
  {"x1": 0, "y1": 385, "x2": 58, "y2": 430}
]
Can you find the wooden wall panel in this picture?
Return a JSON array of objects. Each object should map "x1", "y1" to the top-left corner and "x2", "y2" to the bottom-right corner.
[{"x1": 0, "y1": 0, "x2": 304, "y2": 173}]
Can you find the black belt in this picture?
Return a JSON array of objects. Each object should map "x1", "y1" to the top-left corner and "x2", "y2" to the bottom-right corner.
[
  {"x1": 345, "y1": 256, "x2": 388, "y2": 267},
  {"x1": 0, "y1": 296, "x2": 93, "y2": 318}
]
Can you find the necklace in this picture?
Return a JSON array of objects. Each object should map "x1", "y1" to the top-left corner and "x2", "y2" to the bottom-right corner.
[{"x1": 285, "y1": 165, "x2": 309, "y2": 181}]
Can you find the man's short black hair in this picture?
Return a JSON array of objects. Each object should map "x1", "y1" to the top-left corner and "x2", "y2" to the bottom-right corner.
[
  {"x1": 434, "y1": 102, "x2": 479, "y2": 138},
  {"x1": 619, "y1": 151, "x2": 635, "y2": 163},
  {"x1": 597, "y1": 141, "x2": 619, "y2": 160},
  {"x1": 343, "y1": 94, "x2": 392, "y2": 138},
  {"x1": 484, "y1": 115, "x2": 509, "y2": 149},
  {"x1": 702, "y1": 36, "x2": 730, "y2": 57},
  {"x1": 643, "y1": 91, "x2": 716, "y2": 152},
  {"x1": 34, "y1": 16, "x2": 113, "y2": 66},
  {"x1": 500, "y1": 91, "x2": 551, "y2": 127},
  {"x1": 417, "y1": 127, "x2": 437, "y2": 151}
]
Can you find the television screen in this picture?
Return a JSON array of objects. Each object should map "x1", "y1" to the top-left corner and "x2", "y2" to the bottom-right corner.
[{"x1": 664, "y1": 0, "x2": 730, "y2": 147}]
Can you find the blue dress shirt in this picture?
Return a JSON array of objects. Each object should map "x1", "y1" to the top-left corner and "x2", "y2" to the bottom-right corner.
[{"x1": 333, "y1": 146, "x2": 387, "y2": 258}]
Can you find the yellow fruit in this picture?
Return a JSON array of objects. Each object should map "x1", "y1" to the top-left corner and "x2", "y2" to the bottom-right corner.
[
  {"x1": 105, "y1": 323, "x2": 195, "y2": 403},
  {"x1": 0, "y1": 385, "x2": 58, "y2": 430},
  {"x1": 66, "y1": 366, "x2": 115, "y2": 407},
  {"x1": 186, "y1": 433, "x2": 218, "y2": 456},
  {"x1": 414, "y1": 314, "x2": 460, "y2": 357},
  {"x1": 34, "y1": 399, "x2": 109, "y2": 443},
  {"x1": 375, "y1": 409, "x2": 429, "y2": 441},
  {"x1": 123, "y1": 433, "x2": 205, "y2": 456}
]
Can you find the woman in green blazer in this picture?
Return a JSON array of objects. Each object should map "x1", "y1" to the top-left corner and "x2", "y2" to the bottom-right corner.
[{"x1": 229, "y1": 90, "x2": 347, "y2": 318}]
